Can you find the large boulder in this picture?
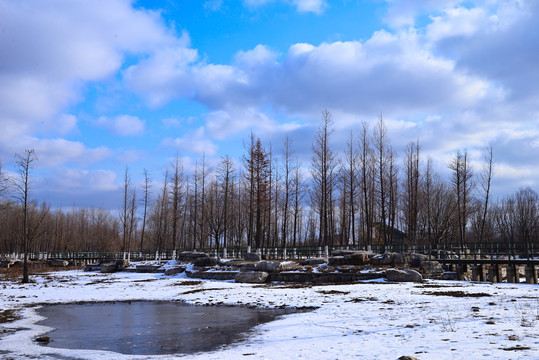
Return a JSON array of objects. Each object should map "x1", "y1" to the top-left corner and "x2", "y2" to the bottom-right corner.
[
  {"x1": 301, "y1": 258, "x2": 326, "y2": 266},
  {"x1": 408, "y1": 253, "x2": 429, "y2": 267},
  {"x1": 255, "y1": 260, "x2": 282, "y2": 272},
  {"x1": 193, "y1": 257, "x2": 218, "y2": 267},
  {"x1": 344, "y1": 252, "x2": 370, "y2": 265},
  {"x1": 178, "y1": 251, "x2": 209, "y2": 261},
  {"x1": 235, "y1": 271, "x2": 269, "y2": 283},
  {"x1": 240, "y1": 263, "x2": 257, "y2": 272},
  {"x1": 100, "y1": 263, "x2": 118, "y2": 273},
  {"x1": 245, "y1": 252, "x2": 261, "y2": 261},
  {"x1": 386, "y1": 268, "x2": 423, "y2": 283},
  {"x1": 371, "y1": 252, "x2": 396, "y2": 266},
  {"x1": 164, "y1": 266, "x2": 186, "y2": 276},
  {"x1": 49, "y1": 259, "x2": 69, "y2": 267},
  {"x1": 328, "y1": 256, "x2": 346, "y2": 266},
  {"x1": 420, "y1": 260, "x2": 444, "y2": 279}
]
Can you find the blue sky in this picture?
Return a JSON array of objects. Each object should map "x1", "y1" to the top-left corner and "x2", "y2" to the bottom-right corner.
[{"x1": 1, "y1": 0, "x2": 539, "y2": 210}]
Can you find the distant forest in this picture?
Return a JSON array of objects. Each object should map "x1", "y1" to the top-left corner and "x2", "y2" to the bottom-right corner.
[{"x1": 0, "y1": 111, "x2": 538, "y2": 255}]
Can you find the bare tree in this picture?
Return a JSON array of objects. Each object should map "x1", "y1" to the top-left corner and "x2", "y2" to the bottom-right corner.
[
  {"x1": 120, "y1": 167, "x2": 137, "y2": 256},
  {"x1": 343, "y1": 130, "x2": 359, "y2": 246},
  {"x1": 359, "y1": 121, "x2": 374, "y2": 245},
  {"x1": 374, "y1": 115, "x2": 390, "y2": 248},
  {"x1": 170, "y1": 153, "x2": 184, "y2": 251},
  {"x1": 218, "y1": 156, "x2": 234, "y2": 249},
  {"x1": 449, "y1": 150, "x2": 475, "y2": 248},
  {"x1": 14, "y1": 149, "x2": 37, "y2": 283},
  {"x1": 281, "y1": 137, "x2": 293, "y2": 248},
  {"x1": 140, "y1": 169, "x2": 151, "y2": 252},
  {"x1": 478, "y1": 145, "x2": 494, "y2": 243},
  {"x1": 311, "y1": 109, "x2": 339, "y2": 247},
  {"x1": 403, "y1": 141, "x2": 420, "y2": 246},
  {"x1": 292, "y1": 156, "x2": 306, "y2": 248}
]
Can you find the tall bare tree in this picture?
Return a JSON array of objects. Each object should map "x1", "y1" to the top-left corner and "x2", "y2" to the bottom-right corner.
[
  {"x1": 449, "y1": 150, "x2": 474, "y2": 248},
  {"x1": 218, "y1": 156, "x2": 234, "y2": 249},
  {"x1": 14, "y1": 149, "x2": 37, "y2": 283},
  {"x1": 359, "y1": 121, "x2": 374, "y2": 245},
  {"x1": 374, "y1": 115, "x2": 390, "y2": 248},
  {"x1": 281, "y1": 137, "x2": 293, "y2": 248},
  {"x1": 403, "y1": 141, "x2": 420, "y2": 246},
  {"x1": 311, "y1": 109, "x2": 339, "y2": 247},
  {"x1": 170, "y1": 153, "x2": 184, "y2": 251},
  {"x1": 140, "y1": 169, "x2": 151, "y2": 252},
  {"x1": 478, "y1": 145, "x2": 494, "y2": 243}
]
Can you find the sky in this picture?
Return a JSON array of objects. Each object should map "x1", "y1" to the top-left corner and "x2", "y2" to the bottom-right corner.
[{"x1": 1, "y1": 0, "x2": 539, "y2": 210}]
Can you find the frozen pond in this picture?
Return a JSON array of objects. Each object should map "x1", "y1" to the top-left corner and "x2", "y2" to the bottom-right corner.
[{"x1": 37, "y1": 301, "x2": 295, "y2": 355}]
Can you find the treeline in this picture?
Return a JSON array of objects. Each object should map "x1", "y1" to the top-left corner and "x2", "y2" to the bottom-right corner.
[{"x1": 1, "y1": 111, "x2": 538, "y2": 255}]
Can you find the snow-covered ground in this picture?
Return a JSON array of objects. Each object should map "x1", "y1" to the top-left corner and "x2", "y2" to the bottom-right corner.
[{"x1": 0, "y1": 264, "x2": 538, "y2": 360}]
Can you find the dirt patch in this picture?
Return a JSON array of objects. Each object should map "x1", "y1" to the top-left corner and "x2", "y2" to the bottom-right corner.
[
  {"x1": 346, "y1": 297, "x2": 379, "y2": 303},
  {"x1": 133, "y1": 279, "x2": 159, "y2": 283},
  {"x1": 254, "y1": 283, "x2": 313, "y2": 289},
  {"x1": 317, "y1": 290, "x2": 351, "y2": 295},
  {"x1": 0, "y1": 309, "x2": 20, "y2": 324},
  {"x1": 422, "y1": 291, "x2": 492, "y2": 298},
  {"x1": 180, "y1": 288, "x2": 227, "y2": 295},
  {"x1": 415, "y1": 284, "x2": 463, "y2": 289},
  {"x1": 499, "y1": 345, "x2": 531, "y2": 351},
  {"x1": 171, "y1": 280, "x2": 203, "y2": 286}
]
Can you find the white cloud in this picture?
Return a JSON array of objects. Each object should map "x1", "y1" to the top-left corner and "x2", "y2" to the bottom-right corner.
[
  {"x1": 204, "y1": 0, "x2": 223, "y2": 11},
  {"x1": 96, "y1": 115, "x2": 145, "y2": 136},
  {"x1": 5, "y1": 137, "x2": 112, "y2": 168},
  {"x1": 124, "y1": 36, "x2": 198, "y2": 108},
  {"x1": 0, "y1": 0, "x2": 176, "y2": 164},
  {"x1": 293, "y1": 0, "x2": 326, "y2": 14},
  {"x1": 162, "y1": 127, "x2": 218, "y2": 156},
  {"x1": 243, "y1": 0, "x2": 327, "y2": 13}
]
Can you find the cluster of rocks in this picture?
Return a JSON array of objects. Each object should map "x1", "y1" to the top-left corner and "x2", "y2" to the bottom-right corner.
[{"x1": 82, "y1": 250, "x2": 447, "y2": 284}]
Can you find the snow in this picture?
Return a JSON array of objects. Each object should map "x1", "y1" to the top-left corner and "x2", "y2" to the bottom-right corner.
[{"x1": 1, "y1": 266, "x2": 538, "y2": 359}]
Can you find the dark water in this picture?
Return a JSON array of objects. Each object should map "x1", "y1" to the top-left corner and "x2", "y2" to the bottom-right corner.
[{"x1": 37, "y1": 302, "x2": 294, "y2": 355}]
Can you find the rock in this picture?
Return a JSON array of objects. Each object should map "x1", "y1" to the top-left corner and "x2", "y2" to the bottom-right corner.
[
  {"x1": 336, "y1": 265, "x2": 358, "y2": 273},
  {"x1": 188, "y1": 271, "x2": 238, "y2": 280},
  {"x1": 280, "y1": 262, "x2": 303, "y2": 271},
  {"x1": 115, "y1": 259, "x2": 129, "y2": 269},
  {"x1": 332, "y1": 249, "x2": 361, "y2": 256},
  {"x1": 193, "y1": 257, "x2": 218, "y2": 267},
  {"x1": 235, "y1": 271, "x2": 269, "y2": 283},
  {"x1": 328, "y1": 256, "x2": 346, "y2": 266},
  {"x1": 399, "y1": 356, "x2": 420, "y2": 360},
  {"x1": 136, "y1": 264, "x2": 162, "y2": 272},
  {"x1": 245, "y1": 252, "x2": 261, "y2": 261},
  {"x1": 100, "y1": 263, "x2": 118, "y2": 273},
  {"x1": 371, "y1": 252, "x2": 395, "y2": 265},
  {"x1": 343, "y1": 252, "x2": 370, "y2": 265},
  {"x1": 178, "y1": 251, "x2": 209, "y2": 261},
  {"x1": 0, "y1": 259, "x2": 15, "y2": 268},
  {"x1": 84, "y1": 263, "x2": 100, "y2": 271},
  {"x1": 420, "y1": 260, "x2": 444, "y2": 279},
  {"x1": 240, "y1": 263, "x2": 257, "y2": 272},
  {"x1": 301, "y1": 258, "x2": 326, "y2": 266},
  {"x1": 386, "y1": 268, "x2": 423, "y2": 283},
  {"x1": 408, "y1": 253, "x2": 429, "y2": 267},
  {"x1": 255, "y1": 260, "x2": 282, "y2": 272},
  {"x1": 49, "y1": 259, "x2": 69, "y2": 267},
  {"x1": 164, "y1": 266, "x2": 186, "y2": 275}
]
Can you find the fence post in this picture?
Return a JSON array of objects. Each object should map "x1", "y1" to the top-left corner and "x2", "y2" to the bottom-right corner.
[{"x1": 324, "y1": 245, "x2": 329, "y2": 259}]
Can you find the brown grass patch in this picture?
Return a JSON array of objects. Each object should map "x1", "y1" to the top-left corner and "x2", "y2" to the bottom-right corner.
[
  {"x1": 422, "y1": 291, "x2": 492, "y2": 298},
  {"x1": 172, "y1": 280, "x2": 203, "y2": 286},
  {"x1": 180, "y1": 288, "x2": 226, "y2": 295},
  {"x1": 317, "y1": 290, "x2": 351, "y2": 295}
]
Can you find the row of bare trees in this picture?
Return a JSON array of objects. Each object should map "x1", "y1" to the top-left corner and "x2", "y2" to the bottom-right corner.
[{"x1": 1, "y1": 111, "x2": 538, "y2": 259}]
